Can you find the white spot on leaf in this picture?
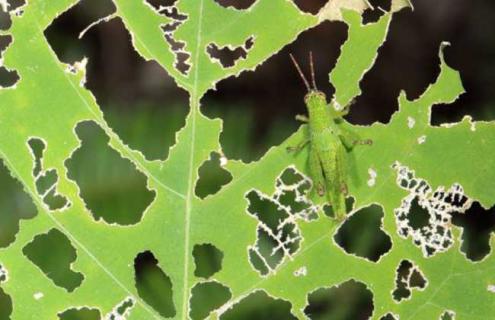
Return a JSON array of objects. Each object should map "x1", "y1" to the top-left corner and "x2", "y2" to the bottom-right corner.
[
  {"x1": 367, "y1": 168, "x2": 377, "y2": 187},
  {"x1": 407, "y1": 117, "x2": 415, "y2": 129},
  {"x1": 0, "y1": 264, "x2": 8, "y2": 283},
  {"x1": 417, "y1": 135, "x2": 427, "y2": 144},
  {"x1": 33, "y1": 292, "x2": 44, "y2": 300},
  {"x1": 294, "y1": 266, "x2": 307, "y2": 277},
  {"x1": 220, "y1": 155, "x2": 228, "y2": 167}
]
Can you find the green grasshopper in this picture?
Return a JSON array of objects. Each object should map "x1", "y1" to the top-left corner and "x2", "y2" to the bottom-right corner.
[{"x1": 287, "y1": 53, "x2": 372, "y2": 220}]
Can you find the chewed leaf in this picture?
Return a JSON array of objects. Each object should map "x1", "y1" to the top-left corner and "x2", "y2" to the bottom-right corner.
[{"x1": 0, "y1": 0, "x2": 494, "y2": 319}]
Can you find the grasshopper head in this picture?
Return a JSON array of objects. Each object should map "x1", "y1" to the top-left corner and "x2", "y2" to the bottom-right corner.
[{"x1": 304, "y1": 90, "x2": 327, "y2": 112}]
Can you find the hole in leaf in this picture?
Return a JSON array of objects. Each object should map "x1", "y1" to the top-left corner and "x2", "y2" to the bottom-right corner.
[
  {"x1": 202, "y1": 21, "x2": 347, "y2": 162},
  {"x1": 352, "y1": 0, "x2": 495, "y2": 125},
  {"x1": 28, "y1": 138, "x2": 70, "y2": 211},
  {"x1": 247, "y1": 249, "x2": 269, "y2": 276},
  {"x1": 220, "y1": 290, "x2": 297, "y2": 320},
  {"x1": 207, "y1": 37, "x2": 254, "y2": 68},
  {"x1": 58, "y1": 307, "x2": 101, "y2": 320},
  {"x1": 146, "y1": 0, "x2": 178, "y2": 9},
  {"x1": 303, "y1": 279, "x2": 374, "y2": 320},
  {"x1": 195, "y1": 153, "x2": 233, "y2": 199},
  {"x1": 362, "y1": 0, "x2": 391, "y2": 24},
  {"x1": 193, "y1": 243, "x2": 224, "y2": 279},
  {"x1": 28, "y1": 138, "x2": 45, "y2": 177},
  {"x1": 0, "y1": 264, "x2": 6, "y2": 282},
  {"x1": 246, "y1": 167, "x2": 318, "y2": 275},
  {"x1": 451, "y1": 201, "x2": 495, "y2": 261},
  {"x1": 407, "y1": 197, "x2": 431, "y2": 230},
  {"x1": 392, "y1": 260, "x2": 427, "y2": 302},
  {"x1": 349, "y1": 6, "x2": 440, "y2": 125},
  {"x1": 44, "y1": 0, "x2": 116, "y2": 64},
  {"x1": 0, "y1": 287, "x2": 12, "y2": 320},
  {"x1": 0, "y1": 68, "x2": 19, "y2": 88},
  {"x1": 246, "y1": 191, "x2": 293, "y2": 274},
  {"x1": 334, "y1": 204, "x2": 392, "y2": 262},
  {"x1": 0, "y1": 34, "x2": 12, "y2": 53},
  {"x1": 291, "y1": 0, "x2": 328, "y2": 15},
  {"x1": 380, "y1": 313, "x2": 399, "y2": 320},
  {"x1": 430, "y1": 1, "x2": 495, "y2": 125},
  {"x1": 134, "y1": 251, "x2": 175, "y2": 318},
  {"x1": 189, "y1": 281, "x2": 231, "y2": 320},
  {"x1": 65, "y1": 121, "x2": 156, "y2": 225},
  {"x1": 394, "y1": 164, "x2": 470, "y2": 257},
  {"x1": 108, "y1": 297, "x2": 135, "y2": 319},
  {"x1": 44, "y1": 3, "x2": 189, "y2": 161},
  {"x1": 145, "y1": 1, "x2": 190, "y2": 74},
  {"x1": 36, "y1": 169, "x2": 58, "y2": 194},
  {"x1": 0, "y1": 158, "x2": 37, "y2": 248},
  {"x1": 163, "y1": 32, "x2": 191, "y2": 75},
  {"x1": 0, "y1": 8, "x2": 11, "y2": 30},
  {"x1": 212, "y1": 0, "x2": 258, "y2": 10},
  {"x1": 43, "y1": 188, "x2": 71, "y2": 211},
  {"x1": 440, "y1": 310, "x2": 455, "y2": 320},
  {"x1": 5, "y1": 0, "x2": 25, "y2": 11},
  {"x1": 22, "y1": 228, "x2": 84, "y2": 292}
]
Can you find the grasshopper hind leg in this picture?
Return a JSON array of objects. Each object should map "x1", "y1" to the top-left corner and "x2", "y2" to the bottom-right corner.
[{"x1": 308, "y1": 147, "x2": 326, "y2": 198}]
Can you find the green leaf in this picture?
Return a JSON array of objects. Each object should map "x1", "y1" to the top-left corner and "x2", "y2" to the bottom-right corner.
[{"x1": 0, "y1": 0, "x2": 494, "y2": 319}]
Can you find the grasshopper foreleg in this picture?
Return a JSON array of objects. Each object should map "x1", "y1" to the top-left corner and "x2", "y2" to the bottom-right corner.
[
  {"x1": 286, "y1": 139, "x2": 310, "y2": 153},
  {"x1": 295, "y1": 114, "x2": 309, "y2": 123}
]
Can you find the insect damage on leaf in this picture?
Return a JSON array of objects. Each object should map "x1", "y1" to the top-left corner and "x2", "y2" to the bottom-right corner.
[
  {"x1": 334, "y1": 203, "x2": 392, "y2": 262},
  {"x1": 189, "y1": 281, "x2": 232, "y2": 320},
  {"x1": 212, "y1": 0, "x2": 258, "y2": 10},
  {"x1": 0, "y1": 286, "x2": 13, "y2": 319},
  {"x1": 144, "y1": 0, "x2": 191, "y2": 75},
  {"x1": 2, "y1": 0, "x2": 495, "y2": 318},
  {"x1": 0, "y1": 3, "x2": 21, "y2": 89},
  {"x1": 303, "y1": 279, "x2": 374, "y2": 320},
  {"x1": 440, "y1": 310, "x2": 456, "y2": 320},
  {"x1": 22, "y1": 228, "x2": 84, "y2": 293},
  {"x1": 0, "y1": 263, "x2": 7, "y2": 283},
  {"x1": 105, "y1": 296, "x2": 135, "y2": 320},
  {"x1": 195, "y1": 152, "x2": 233, "y2": 199},
  {"x1": 133, "y1": 251, "x2": 175, "y2": 318},
  {"x1": 393, "y1": 162, "x2": 472, "y2": 257},
  {"x1": 451, "y1": 201, "x2": 495, "y2": 262},
  {"x1": 0, "y1": 158, "x2": 37, "y2": 248},
  {"x1": 392, "y1": 259, "x2": 427, "y2": 302},
  {"x1": 379, "y1": 313, "x2": 399, "y2": 320},
  {"x1": 65, "y1": 121, "x2": 156, "y2": 226},
  {"x1": 245, "y1": 166, "x2": 319, "y2": 276},
  {"x1": 219, "y1": 290, "x2": 297, "y2": 320},
  {"x1": 58, "y1": 307, "x2": 101, "y2": 320},
  {"x1": 206, "y1": 36, "x2": 255, "y2": 68},
  {"x1": 45, "y1": 3, "x2": 190, "y2": 162},
  {"x1": 27, "y1": 138, "x2": 70, "y2": 211},
  {"x1": 193, "y1": 243, "x2": 224, "y2": 279}
]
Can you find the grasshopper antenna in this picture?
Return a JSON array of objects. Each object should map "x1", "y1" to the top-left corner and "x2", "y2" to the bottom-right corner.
[
  {"x1": 309, "y1": 51, "x2": 317, "y2": 90},
  {"x1": 289, "y1": 53, "x2": 311, "y2": 92}
]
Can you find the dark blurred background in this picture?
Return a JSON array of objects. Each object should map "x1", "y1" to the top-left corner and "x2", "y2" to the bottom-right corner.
[{"x1": 1, "y1": 0, "x2": 495, "y2": 319}]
